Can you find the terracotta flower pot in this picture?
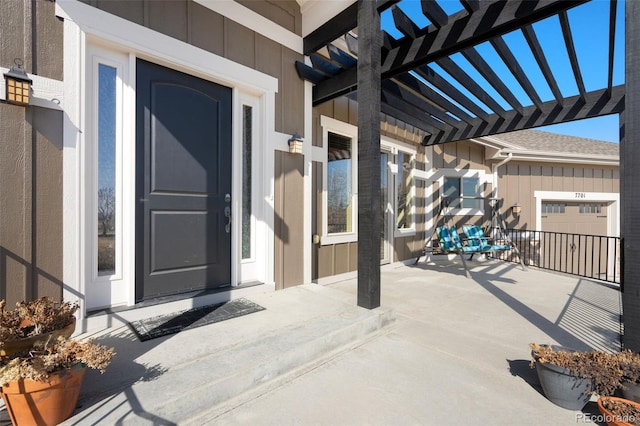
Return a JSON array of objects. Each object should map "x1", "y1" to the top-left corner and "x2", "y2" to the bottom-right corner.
[
  {"x1": 0, "y1": 318, "x2": 76, "y2": 359},
  {"x1": 0, "y1": 363, "x2": 86, "y2": 426},
  {"x1": 597, "y1": 396, "x2": 640, "y2": 426}
]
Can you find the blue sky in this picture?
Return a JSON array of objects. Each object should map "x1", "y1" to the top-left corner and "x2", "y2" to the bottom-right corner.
[{"x1": 380, "y1": 0, "x2": 624, "y2": 143}]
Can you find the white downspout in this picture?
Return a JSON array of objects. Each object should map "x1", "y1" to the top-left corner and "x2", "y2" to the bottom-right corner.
[
  {"x1": 492, "y1": 152, "x2": 513, "y2": 199},
  {"x1": 491, "y1": 153, "x2": 512, "y2": 232}
]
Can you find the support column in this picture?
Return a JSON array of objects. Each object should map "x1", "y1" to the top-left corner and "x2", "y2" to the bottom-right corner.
[
  {"x1": 357, "y1": 0, "x2": 381, "y2": 309},
  {"x1": 622, "y1": 0, "x2": 640, "y2": 351}
]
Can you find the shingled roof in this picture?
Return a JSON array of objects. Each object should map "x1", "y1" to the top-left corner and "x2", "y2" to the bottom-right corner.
[{"x1": 490, "y1": 129, "x2": 619, "y2": 157}]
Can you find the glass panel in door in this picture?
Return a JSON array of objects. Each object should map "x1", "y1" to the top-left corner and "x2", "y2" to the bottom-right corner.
[{"x1": 380, "y1": 152, "x2": 390, "y2": 264}]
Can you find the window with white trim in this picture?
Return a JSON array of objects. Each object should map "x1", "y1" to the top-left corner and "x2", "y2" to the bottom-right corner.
[
  {"x1": 443, "y1": 176, "x2": 482, "y2": 209},
  {"x1": 321, "y1": 116, "x2": 358, "y2": 245},
  {"x1": 327, "y1": 132, "x2": 354, "y2": 233},
  {"x1": 438, "y1": 169, "x2": 486, "y2": 216}
]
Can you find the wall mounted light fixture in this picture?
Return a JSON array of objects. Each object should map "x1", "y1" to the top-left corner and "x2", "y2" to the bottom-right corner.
[
  {"x1": 288, "y1": 133, "x2": 303, "y2": 155},
  {"x1": 4, "y1": 59, "x2": 32, "y2": 107},
  {"x1": 512, "y1": 203, "x2": 522, "y2": 216}
]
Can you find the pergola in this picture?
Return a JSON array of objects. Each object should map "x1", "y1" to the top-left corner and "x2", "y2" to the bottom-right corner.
[{"x1": 296, "y1": 0, "x2": 640, "y2": 350}]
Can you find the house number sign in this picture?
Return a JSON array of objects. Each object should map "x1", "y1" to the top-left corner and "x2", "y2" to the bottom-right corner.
[{"x1": 575, "y1": 192, "x2": 586, "y2": 199}]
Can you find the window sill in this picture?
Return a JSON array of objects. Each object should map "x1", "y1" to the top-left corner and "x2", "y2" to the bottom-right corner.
[
  {"x1": 394, "y1": 228, "x2": 416, "y2": 238},
  {"x1": 321, "y1": 233, "x2": 358, "y2": 246}
]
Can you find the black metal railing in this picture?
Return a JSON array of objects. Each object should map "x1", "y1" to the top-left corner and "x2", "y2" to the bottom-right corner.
[{"x1": 492, "y1": 229, "x2": 621, "y2": 285}]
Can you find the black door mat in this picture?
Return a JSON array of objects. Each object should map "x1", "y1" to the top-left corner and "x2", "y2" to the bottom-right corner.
[{"x1": 129, "y1": 298, "x2": 265, "y2": 342}]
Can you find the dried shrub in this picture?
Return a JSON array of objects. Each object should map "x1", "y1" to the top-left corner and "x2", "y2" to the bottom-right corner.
[
  {"x1": 0, "y1": 298, "x2": 78, "y2": 345},
  {"x1": 0, "y1": 336, "x2": 115, "y2": 386},
  {"x1": 530, "y1": 343, "x2": 640, "y2": 397}
]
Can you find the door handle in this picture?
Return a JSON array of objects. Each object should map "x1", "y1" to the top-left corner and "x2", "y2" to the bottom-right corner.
[{"x1": 225, "y1": 206, "x2": 231, "y2": 233}]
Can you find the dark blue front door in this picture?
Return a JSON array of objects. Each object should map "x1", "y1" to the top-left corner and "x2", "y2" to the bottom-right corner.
[{"x1": 136, "y1": 59, "x2": 232, "y2": 300}]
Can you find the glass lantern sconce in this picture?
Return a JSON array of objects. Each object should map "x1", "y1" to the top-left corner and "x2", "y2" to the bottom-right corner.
[
  {"x1": 512, "y1": 203, "x2": 522, "y2": 217},
  {"x1": 4, "y1": 59, "x2": 32, "y2": 107},
  {"x1": 288, "y1": 133, "x2": 304, "y2": 155}
]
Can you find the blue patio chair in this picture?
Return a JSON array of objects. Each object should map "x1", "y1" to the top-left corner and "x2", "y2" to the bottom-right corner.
[
  {"x1": 435, "y1": 226, "x2": 481, "y2": 278},
  {"x1": 462, "y1": 225, "x2": 511, "y2": 252}
]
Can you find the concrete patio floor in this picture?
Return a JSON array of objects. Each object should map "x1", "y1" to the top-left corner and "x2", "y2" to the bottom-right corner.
[
  {"x1": 211, "y1": 258, "x2": 622, "y2": 426},
  {"x1": 51, "y1": 257, "x2": 621, "y2": 425}
]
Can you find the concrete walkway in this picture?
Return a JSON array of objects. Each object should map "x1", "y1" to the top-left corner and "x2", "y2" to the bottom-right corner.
[{"x1": 56, "y1": 258, "x2": 620, "y2": 425}]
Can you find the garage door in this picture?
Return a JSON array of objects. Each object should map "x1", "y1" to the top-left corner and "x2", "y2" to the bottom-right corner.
[
  {"x1": 541, "y1": 202, "x2": 607, "y2": 236},
  {"x1": 540, "y1": 202, "x2": 609, "y2": 278}
]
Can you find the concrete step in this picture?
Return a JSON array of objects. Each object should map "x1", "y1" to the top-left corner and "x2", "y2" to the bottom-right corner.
[{"x1": 60, "y1": 284, "x2": 394, "y2": 425}]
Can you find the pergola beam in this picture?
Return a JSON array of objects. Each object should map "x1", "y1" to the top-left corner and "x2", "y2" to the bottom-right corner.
[
  {"x1": 622, "y1": 0, "x2": 640, "y2": 351},
  {"x1": 424, "y1": 85, "x2": 625, "y2": 145}
]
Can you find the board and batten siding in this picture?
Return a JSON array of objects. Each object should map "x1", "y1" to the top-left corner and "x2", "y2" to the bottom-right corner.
[
  {"x1": 82, "y1": 0, "x2": 304, "y2": 136},
  {"x1": 497, "y1": 161, "x2": 619, "y2": 231},
  {"x1": 0, "y1": 0, "x2": 65, "y2": 305},
  {"x1": 312, "y1": 98, "x2": 426, "y2": 279}
]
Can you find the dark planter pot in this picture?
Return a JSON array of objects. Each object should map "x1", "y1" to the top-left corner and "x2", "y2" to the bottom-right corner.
[{"x1": 535, "y1": 360, "x2": 593, "y2": 410}]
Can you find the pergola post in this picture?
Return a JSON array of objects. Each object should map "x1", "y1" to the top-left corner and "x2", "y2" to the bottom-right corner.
[
  {"x1": 357, "y1": 0, "x2": 381, "y2": 309},
  {"x1": 622, "y1": 0, "x2": 640, "y2": 351}
]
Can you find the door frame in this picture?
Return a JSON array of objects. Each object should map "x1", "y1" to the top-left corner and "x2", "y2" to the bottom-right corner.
[{"x1": 61, "y1": 1, "x2": 279, "y2": 315}]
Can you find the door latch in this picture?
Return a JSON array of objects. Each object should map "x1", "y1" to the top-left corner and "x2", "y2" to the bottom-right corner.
[{"x1": 225, "y1": 206, "x2": 231, "y2": 233}]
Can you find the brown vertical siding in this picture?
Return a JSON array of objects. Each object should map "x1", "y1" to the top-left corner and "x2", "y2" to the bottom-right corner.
[
  {"x1": 235, "y1": 0, "x2": 301, "y2": 35},
  {"x1": 83, "y1": 0, "x2": 304, "y2": 135},
  {"x1": 190, "y1": 3, "x2": 224, "y2": 56},
  {"x1": 274, "y1": 151, "x2": 304, "y2": 289},
  {"x1": 0, "y1": 106, "x2": 31, "y2": 304},
  {"x1": 0, "y1": 106, "x2": 64, "y2": 305},
  {"x1": 497, "y1": 161, "x2": 620, "y2": 231},
  {"x1": 1, "y1": 1, "x2": 64, "y2": 304},
  {"x1": 32, "y1": 108, "x2": 64, "y2": 298},
  {"x1": 2, "y1": 0, "x2": 62, "y2": 80}
]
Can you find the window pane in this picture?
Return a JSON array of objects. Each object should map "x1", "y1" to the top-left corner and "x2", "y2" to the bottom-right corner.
[
  {"x1": 97, "y1": 64, "x2": 117, "y2": 276},
  {"x1": 380, "y1": 152, "x2": 388, "y2": 259},
  {"x1": 242, "y1": 105, "x2": 252, "y2": 259},
  {"x1": 396, "y1": 152, "x2": 412, "y2": 229},
  {"x1": 462, "y1": 177, "x2": 481, "y2": 209},
  {"x1": 443, "y1": 177, "x2": 460, "y2": 208},
  {"x1": 327, "y1": 132, "x2": 353, "y2": 234}
]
